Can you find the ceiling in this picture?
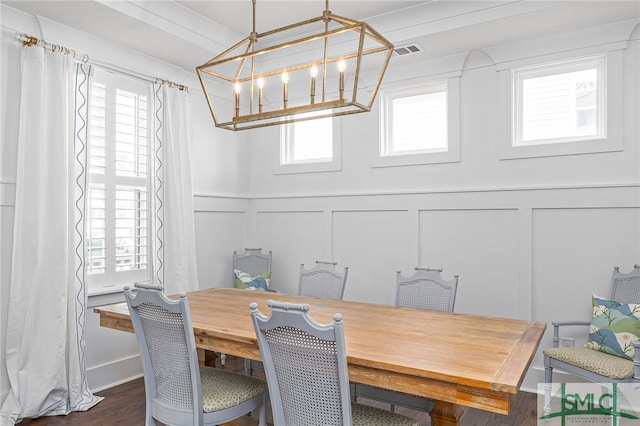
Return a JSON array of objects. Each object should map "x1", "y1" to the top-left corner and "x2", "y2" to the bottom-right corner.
[{"x1": 3, "y1": 0, "x2": 639, "y2": 73}]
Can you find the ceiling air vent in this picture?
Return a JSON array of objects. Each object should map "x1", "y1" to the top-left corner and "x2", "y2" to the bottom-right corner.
[{"x1": 393, "y1": 43, "x2": 423, "y2": 56}]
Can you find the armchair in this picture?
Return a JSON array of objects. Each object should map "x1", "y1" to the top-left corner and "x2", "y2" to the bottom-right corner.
[{"x1": 543, "y1": 264, "x2": 640, "y2": 412}]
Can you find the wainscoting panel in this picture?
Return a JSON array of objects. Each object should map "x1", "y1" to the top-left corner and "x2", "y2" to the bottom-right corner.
[
  {"x1": 246, "y1": 186, "x2": 639, "y2": 391},
  {"x1": 256, "y1": 211, "x2": 325, "y2": 295},
  {"x1": 419, "y1": 209, "x2": 519, "y2": 318},
  {"x1": 532, "y1": 207, "x2": 640, "y2": 349},
  {"x1": 333, "y1": 210, "x2": 410, "y2": 304},
  {"x1": 85, "y1": 308, "x2": 141, "y2": 391},
  {"x1": 194, "y1": 210, "x2": 247, "y2": 289}
]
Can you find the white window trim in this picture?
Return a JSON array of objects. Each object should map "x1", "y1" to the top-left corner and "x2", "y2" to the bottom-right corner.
[
  {"x1": 513, "y1": 55, "x2": 606, "y2": 147},
  {"x1": 274, "y1": 117, "x2": 342, "y2": 175},
  {"x1": 498, "y1": 48, "x2": 624, "y2": 160},
  {"x1": 372, "y1": 75, "x2": 461, "y2": 168}
]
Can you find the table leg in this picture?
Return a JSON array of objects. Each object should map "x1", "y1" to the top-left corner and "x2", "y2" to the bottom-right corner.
[
  {"x1": 204, "y1": 350, "x2": 218, "y2": 367},
  {"x1": 197, "y1": 348, "x2": 205, "y2": 366},
  {"x1": 429, "y1": 401, "x2": 464, "y2": 426}
]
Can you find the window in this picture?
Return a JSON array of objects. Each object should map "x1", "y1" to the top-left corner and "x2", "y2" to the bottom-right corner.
[
  {"x1": 383, "y1": 82, "x2": 447, "y2": 155},
  {"x1": 275, "y1": 112, "x2": 341, "y2": 174},
  {"x1": 514, "y1": 56, "x2": 605, "y2": 146},
  {"x1": 498, "y1": 50, "x2": 623, "y2": 160},
  {"x1": 87, "y1": 69, "x2": 152, "y2": 294},
  {"x1": 373, "y1": 77, "x2": 460, "y2": 167},
  {"x1": 281, "y1": 113, "x2": 333, "y2": 164}
]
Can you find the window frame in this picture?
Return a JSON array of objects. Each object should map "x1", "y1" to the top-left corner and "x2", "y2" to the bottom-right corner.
[
  {"x1": 86, "y1": 68, "x2": 153, "y2": 296},
  {"x1": 498, "y1": 49, "x2": 624, "y2": 160},
  {"x1": 274, "y1": 115, "x2": 342, "y2": 174},
  {"x1": 372, "y1": 76, "x2": 461, "y2": 168},
  {"x1": 513, "y1": 56, "x2": 606, "y2": 147}
]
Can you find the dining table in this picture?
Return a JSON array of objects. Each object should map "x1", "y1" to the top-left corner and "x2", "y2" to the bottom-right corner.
[{"x1": 94, "y1": 287, "x2": 546, "y2": 426}]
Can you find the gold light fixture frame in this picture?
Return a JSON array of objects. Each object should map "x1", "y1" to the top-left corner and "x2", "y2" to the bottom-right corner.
[{"x1": 196, "y1": 0, "x2": 394, "y2": 131}]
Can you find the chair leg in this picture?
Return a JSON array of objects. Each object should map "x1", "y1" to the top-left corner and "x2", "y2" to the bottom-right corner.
[
  {"x1": 543, "y1": 360, "x2": 553, "y2": 415},
  {"x1": 144, "y1": 395, "x2": 156, "y2": 425},
  {"x1": 257, "y1": 402, "x2": 267, "y2": 426}
]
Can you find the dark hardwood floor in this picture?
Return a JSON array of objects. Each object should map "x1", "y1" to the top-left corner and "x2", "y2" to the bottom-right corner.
[{"x1": 18, "y1": 356, "x2": 538, "y2": 425}]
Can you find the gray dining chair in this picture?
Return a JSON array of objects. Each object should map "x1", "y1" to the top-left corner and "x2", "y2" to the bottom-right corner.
[
  {"x1": 231, "y1": 248, "x2": 273, "y2": 366},
  {"x1": 354, "y1": 267, "x2": 460, "y2": 413},
  {"x1": 246, "y1": 259, "x2": 349, "y2": 376},
  {"x1": 233, "y1": 248, "x2": 272, "y2": 279},
  {"x1": 543, "y1": 264, "x2": 640, "y2": 413},
  {"x1": 250, "y1": 299, "x2": 418, "y2": 426},
  {"x1": 298, "y1": 260, "x2": 349, "y2": 299},
  {"x1": 396, "y1": 267, "x2": 459, "y2": 311},
  {"x1": 124, "y1": 282, "x2": 267, "y2": 426}
]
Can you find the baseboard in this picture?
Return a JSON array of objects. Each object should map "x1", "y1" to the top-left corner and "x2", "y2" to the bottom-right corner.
[
  {"x1": 520, "y1": 364, "x2": 589, "y2": 394},
  {"x1": 88, "y1": 353, "x2": 143, "y2": 393},
  {"x1": 520, "y1": 365, "x2": 545, "y2": 393}
]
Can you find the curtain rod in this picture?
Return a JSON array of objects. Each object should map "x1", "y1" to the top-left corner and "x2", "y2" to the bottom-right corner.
[{"x1": 17, "y1": 32, "x2": 188, "y2": 91}]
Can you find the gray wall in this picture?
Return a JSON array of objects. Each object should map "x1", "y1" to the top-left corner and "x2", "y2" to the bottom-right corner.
[{"x1": 231, "y1": 21, "x2": 640, "y2": 390}]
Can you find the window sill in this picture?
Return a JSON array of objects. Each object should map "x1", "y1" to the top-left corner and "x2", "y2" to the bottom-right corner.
[
  {"x1": 371, "y1": 150, "x2": 460, "y2": 168},
  {"x1": 498, "y1": 136, "x2": 623, "y2": 160},
  {"x1": 88, "y1": 287, "x2": 126, "y2": 308},
  {"x1": 273, "y1": 160, "x2": 342, "y2": 175}
]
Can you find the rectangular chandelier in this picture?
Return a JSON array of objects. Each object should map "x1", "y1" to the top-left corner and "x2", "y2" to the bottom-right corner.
[{"x1": 196, "y1": 0, "x2": 394, "y2": 131}]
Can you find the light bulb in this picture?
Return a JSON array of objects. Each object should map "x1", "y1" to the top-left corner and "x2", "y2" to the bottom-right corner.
[
  {"x1": 257, "y1": 76, "x2": 264, "y2": 113},
  {"x1": 233, "y1": 81, "x2": 241, "y2": 117},
  {"x1": 337, "y1": 59, "x2": 346, "y2": 72},
  {"x1": 310, "y1": 65, "x2": 318, "y2": 104},
  {"x1": 281, "y1": 70, "x2": 289, "y2": 84}
]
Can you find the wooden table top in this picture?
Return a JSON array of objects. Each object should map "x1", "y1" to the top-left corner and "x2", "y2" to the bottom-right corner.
[{"x1": 95, "y1": 287, "x2": 545, "y2": 417}]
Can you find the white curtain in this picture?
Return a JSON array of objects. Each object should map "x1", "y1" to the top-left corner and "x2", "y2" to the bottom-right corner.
[
  {"x1": 152, "y1": 83, "x2": 199, "y2": 295},
  {"x1": 1, "y1": 47, "x2": 102, "y2": 424}
]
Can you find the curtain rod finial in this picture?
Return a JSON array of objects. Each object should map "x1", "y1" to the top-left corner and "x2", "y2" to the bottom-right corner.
[{"x1": 20, "y1": 34, "x2": 39, "y2": 47}]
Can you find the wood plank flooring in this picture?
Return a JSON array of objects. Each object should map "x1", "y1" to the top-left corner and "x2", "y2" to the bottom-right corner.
[{"x1": 18, "y1": 356, "x2": 538, "y2": 425}]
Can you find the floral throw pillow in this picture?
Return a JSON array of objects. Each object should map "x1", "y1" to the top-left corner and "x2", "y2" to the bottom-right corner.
[
  {"x1": 585, "y1": 294, "x2": 640, "y2": 360},
  {"x1": 234, "y1": 270, "x2": 271, "y2": 291}
]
